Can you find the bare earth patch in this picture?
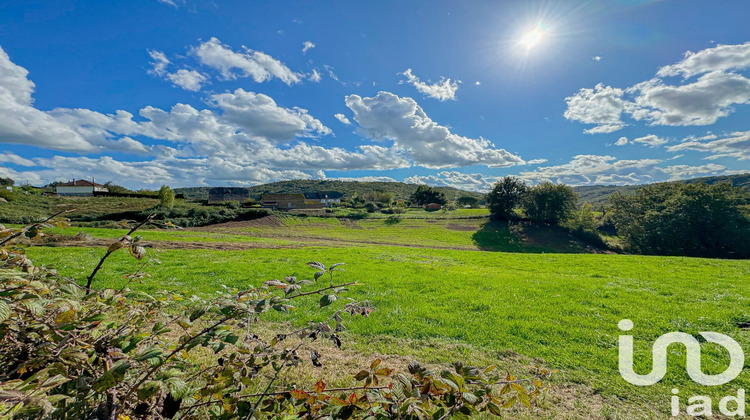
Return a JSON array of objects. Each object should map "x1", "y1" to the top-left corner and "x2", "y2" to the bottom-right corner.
[{"x1": 445, "y1": 223, "x2": 478, "y2": 231}]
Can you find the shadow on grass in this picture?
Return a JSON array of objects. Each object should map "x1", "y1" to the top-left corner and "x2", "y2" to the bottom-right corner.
[{"x1": 472, "y1": 220, "x2": 592, "y2": 253}]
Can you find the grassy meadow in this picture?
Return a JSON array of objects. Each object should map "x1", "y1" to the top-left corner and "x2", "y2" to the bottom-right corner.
[{"x1": 20, "y1": 210, "x2": 750, "y2": 417}]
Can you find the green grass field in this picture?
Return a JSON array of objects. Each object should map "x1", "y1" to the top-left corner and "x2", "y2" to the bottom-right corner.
[{"x1": 22, "y1": 213, "x2": 750, "y2": 417}]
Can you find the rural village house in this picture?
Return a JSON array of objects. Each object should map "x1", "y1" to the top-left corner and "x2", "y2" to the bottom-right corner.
[
  {"x1": 55, "y1": 179, "x2": 109, "y2": 196},
  {"x1": 260, "y1": 193, "x2": 318, "y2": 209},
  {"x1": 303, "y1": 191, "x2": 343, "y2": 206}
]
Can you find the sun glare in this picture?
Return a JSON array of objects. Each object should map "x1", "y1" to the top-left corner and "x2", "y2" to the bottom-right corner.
[{"x1": 520, "y1": 28, "x2": 545, "y2": 49}]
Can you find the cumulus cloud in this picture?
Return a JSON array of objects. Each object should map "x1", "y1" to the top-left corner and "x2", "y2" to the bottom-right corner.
[
  {"x1": 632, "y1": 134, "x2": 667, "y2": 147},
  {"x1": 518, "y1": 154, "x2": 728, "y2": 185},
  {"x1": 400, "y1": 69, "x2": 460, "y2": 101},
  {"x1": 566, "y1": 42, "x2": 750, "y2": 133},
  {"x1": 333, "y1": 113, "x2": 351, "y2": 125},
  {"x1": 302, "y1": 41, "x2": 315, "y2": 54},
  {"x1": 615, "y1": 137, "x2": 628, "y2": 146},
  {"x1": 345, "y1": 91, "x2": 524, "y2": 169},
  {"x1": 564, "y1": 83, "x2": 628, "y2": 134},
  {"x1": 667, "y1": 130, "x2": 750, "y2": 160},
  {"x1": 165, "y1": 69, "x2": 208, "y2": 91},
  {"x1": 208, "y1": 89, "x2": 331, "y2": 142},
  {"x1": 629, "y1": 72, "x2": 750, "y2": 126},
  {"x1": 192, "y1": 37, "x2": 301, "y2": 85},
  {"x1": 657, "y1": 42, "x2": 750, "y2": 78}
]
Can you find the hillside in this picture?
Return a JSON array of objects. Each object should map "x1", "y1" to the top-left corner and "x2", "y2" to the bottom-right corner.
[
  {"x1": 176, "y1": 180, "x2": 484, "y2": 202},
  {"x1": 573, "y1": 173, "x2": 750, "y2": 206}
]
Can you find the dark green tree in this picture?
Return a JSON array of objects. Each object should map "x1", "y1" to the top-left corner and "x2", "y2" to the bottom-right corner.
[
  {"x1": 609, "y1": 183, "x2": 750, "y2": 258},
  {"x1": 486, "y1": 176, "x2": 528, "y2": 220},
  {"x1": 456, "y1": 196, "x2": 479, "y2": 208},
  {"x1": 410, "y1": 185, "x2": 447, "y2": 206},
  {"x1": 522, "y1": 182, "x2": 577, "y2": 225}
]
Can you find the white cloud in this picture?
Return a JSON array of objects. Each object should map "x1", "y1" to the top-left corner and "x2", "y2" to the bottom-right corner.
[
  {"x1": 592, "y1": 56, "x2": 602, "y2": 61},
  {"x1": 333, "y1": 113, "x2": 351, "y2": 125},
  {"x1": 192, "y1": 37, "x2": 301, "y2": 85},
  {"x1": 166, "y1": 69, "x2": 208, "y2": 91},
  {"x1": 308, "y1": 69, "x2": 322, "y2": 82},
  {"x1": 657, "y1": 42, "x2": 750, "y2": 78},
  {"x1": 0, "y1": 46, "x2": 423, "y2": 187},
  {"x1": 0, "y1": 47, "x2": 94, "y2": 152},
  {"x1": 564, "y1": 83, "x2": 628, "y2": 134},
  {"x1": 667, "y1": 130, "x2": 750, "y2": 160},
  {"x1": 629, "y1": 72, "x2": 750, "y2": 126},
  {"x1": 400, "y1": 69, "x2": 460, "y2": 101},
  {"x1": 148, "y1": 50, "x2": 209, "y2": 91},
  {"x1": 518, "y1": 154, "x2": 729, "y2": 186},
  {"x1": 324, "y1": 65, "x2": 341, "y2": 83},
  {"x1": 148, "y1": 50, "x2": 170, "y2": 77},
  {"x1": 157, "y1": 0, "x2": 180, "y2": 8},
  {"x1": 632, "y1": 134, "x2": 667, "y2": 147},
  {"x1": 615, "y1": 137, "x2": 628, "y2": 146},
  {"x1": 566, "y1": 43, "x2": 750, "y2": 133},
  {"x1": 345, "y1": 91, "x2": 525, "y2": 169},
  {"x1": 208, "y1": 88, "x2": 331, "y2": 142},
  {"x1": 662, "y1": 163, "x2": 728, "y2": 179},
  {"x1": 0, "y1": 152, "x2": 35, "y2": 166},
  {"x1": 526, "y1": 158, "x2": 548, "y2": 164},
  {"x1": 331, "y1": 176, "x2": 398, "y2": 183},
  {"x1": 405, "y1": 171, "x2": 498, "y2": 192},
  {"x1": 302, "y1": 41, "x2": 315, "y2": 54}
]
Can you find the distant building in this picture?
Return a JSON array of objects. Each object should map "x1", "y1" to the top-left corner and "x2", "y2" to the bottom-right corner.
[
  {"x1": 260, "y1": 193, "x2": 309, "y2": 209},
  {"x1": 425, "y1": 203, "x2": 443, "y2": 211},
  {"x1": 56, "y1": 179, "x2": 109, "y2": 196},
  {"x1": 208, "y1": 187, "x2": 249, "y2": 204},
  {"x1": 303, "y1": 191, "x2": 343, "y2": 206}
]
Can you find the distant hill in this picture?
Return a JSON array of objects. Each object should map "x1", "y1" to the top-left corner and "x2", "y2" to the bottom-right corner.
[
  {"x1": 176, "y1": 180, "x2": 484, "y2": 202},
  {"x1": 573, "y1": 173, "x2": 750, "y2": 206},
  {"x1": 176, "y1": 173, "x2": 750, "y2": 205}
]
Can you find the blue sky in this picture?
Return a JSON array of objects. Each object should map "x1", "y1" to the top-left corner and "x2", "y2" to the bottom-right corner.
[{"x1": 0, "y1": 0, "x2": 748, "y2": 191}]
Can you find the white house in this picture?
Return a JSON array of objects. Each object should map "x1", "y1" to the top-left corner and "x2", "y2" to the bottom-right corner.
[{"x1": 56, "y1": 179, "x2": 109, "y2": 196}]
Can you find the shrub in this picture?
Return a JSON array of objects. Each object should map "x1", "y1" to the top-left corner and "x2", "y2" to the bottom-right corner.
[
  {"x1": 563, "y1": 203, "x2": 607, "y2": 249},
  {"x1": 0, "y1": 189, "x2": 15, "y2": 202}
]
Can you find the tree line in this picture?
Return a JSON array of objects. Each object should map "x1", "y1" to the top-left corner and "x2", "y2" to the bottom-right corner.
[{"x1": 485, "y1": 176, "x2": 750, "y2": 259}]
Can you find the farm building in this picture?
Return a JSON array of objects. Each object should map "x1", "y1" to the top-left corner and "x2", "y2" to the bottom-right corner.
[
  {"x1": 260, "y1": 193, "x2": 315, "y2": 209},
  {"x1": 303, "y1": 191, "x2": 343, "y2": 206},
  {"x1": 208, "y1": 187, "x2": 249, "y2": 204},
  {"x1": 425, "y1": 203, "x2": 443, "y2": 211},
  {"x1": 56, "y1": 179, "x2": 109, "y2": 196}
]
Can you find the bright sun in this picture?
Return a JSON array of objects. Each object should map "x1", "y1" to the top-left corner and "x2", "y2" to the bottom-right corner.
[{"x1": 519, "y1": 26, "x2": 546, "y2": 50}]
